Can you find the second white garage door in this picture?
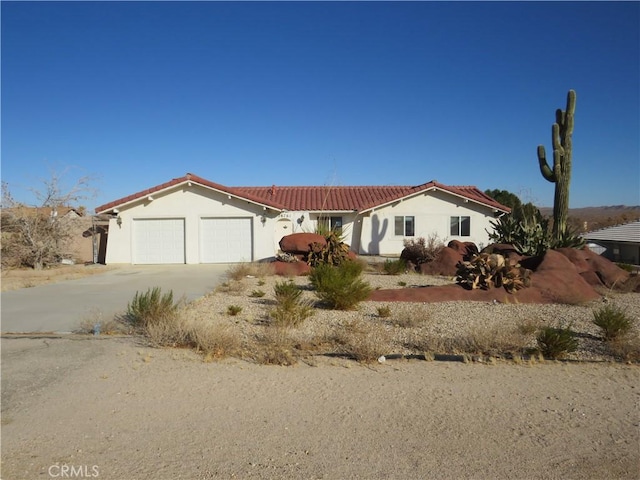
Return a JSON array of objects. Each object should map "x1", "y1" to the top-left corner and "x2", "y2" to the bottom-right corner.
[{"x1": 200, "y1": 217, "x2": 253, "y2": 263}]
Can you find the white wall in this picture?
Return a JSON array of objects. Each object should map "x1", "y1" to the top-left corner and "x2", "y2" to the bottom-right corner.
[
  {"x1": 356, "y1": 190, "x2": 499, "y2": 255},
  {"x1": 105, "y1": 184, "x2": 278, "y2": 264},
  {"x1": 104, "y1": 184, "x2": 501, "y2": 263}
]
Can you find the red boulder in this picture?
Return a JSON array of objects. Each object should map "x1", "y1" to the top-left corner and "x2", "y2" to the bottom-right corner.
[{"x1": 279, "y1": 233, "x2": 326, "y2": 254}]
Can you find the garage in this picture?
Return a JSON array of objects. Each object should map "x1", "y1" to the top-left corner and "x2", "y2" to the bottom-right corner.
[
  {"x1": 200, "y1": 217, "x2": 253, "y2": 263},
  {"x1": 133, "y1": 218, "x2": 185, "y2": 264}
]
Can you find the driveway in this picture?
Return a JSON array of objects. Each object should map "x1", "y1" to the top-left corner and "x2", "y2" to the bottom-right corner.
[{"x1": 1, "y1": 265, "x2": 230, "y2": 333}]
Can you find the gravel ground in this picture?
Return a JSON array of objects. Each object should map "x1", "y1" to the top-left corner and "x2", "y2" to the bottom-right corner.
[{"x1": 181, "y1": 269, "x2": 640, "y2": 363}]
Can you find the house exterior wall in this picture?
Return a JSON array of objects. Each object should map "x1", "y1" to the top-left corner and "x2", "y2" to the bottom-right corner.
[
  {"x1": 103, "y1": 183, "x2": 502, "y2": 264},
  {"x1": 105, "y1": 185, "x2": 276, "y2": 264},
  {"x1": 356, "y1": 190, "x2": 498, "y2": 255}
]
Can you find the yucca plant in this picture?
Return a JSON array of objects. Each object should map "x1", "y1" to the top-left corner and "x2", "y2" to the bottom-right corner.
[
  {"x1": 593, "y1": 304, "x2": 633, "y2": 341},
  {"x1": 536, "y1": 325, "x2": 578, "y2": 359}
]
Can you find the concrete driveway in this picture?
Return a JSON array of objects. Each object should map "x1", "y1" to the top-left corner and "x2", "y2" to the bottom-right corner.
[{"x1": 1, "y1": 265, "x2": 230, "y2": 333}]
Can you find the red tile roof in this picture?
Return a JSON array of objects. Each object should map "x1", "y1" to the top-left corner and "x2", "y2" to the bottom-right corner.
[{"x1": 95, "y1": 173, "x2": 510, "y2": 214}]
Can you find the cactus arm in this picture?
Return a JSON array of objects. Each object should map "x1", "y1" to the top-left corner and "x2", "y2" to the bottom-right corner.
[{"x1": 537, "y1": 145, "x2": 556, "y2": 182}]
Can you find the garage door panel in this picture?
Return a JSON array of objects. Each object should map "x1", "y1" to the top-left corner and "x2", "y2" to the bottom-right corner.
[
  {"x1": 201, "y1": 218, "x2": 252, "y2": 263},
  {"x1": 133, "y1": 219, "x2": 185, "y2": 264}
]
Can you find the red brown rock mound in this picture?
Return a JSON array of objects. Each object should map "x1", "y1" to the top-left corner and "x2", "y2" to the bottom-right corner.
[{"x1": 371, "y1": 244, "x2": 630, "y2": 304}]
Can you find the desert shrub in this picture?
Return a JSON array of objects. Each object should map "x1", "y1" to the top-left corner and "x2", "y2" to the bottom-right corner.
[
  {"x1": 401, "y1": 234, "x2": 445, "y2": 266},
  {"x1": 309, "y1": 261, "x2": 372, "y2": 310},
  {"x1": 593, "y1": 304, "x2": 633, "y2": 341},
  {"x1": 392, "y1": 309, "x2": 426, "y2": 329},
  {"x1": 226, "y1": 305, "x2": 243, "y2": 316},
  {"x1": 215, "y1": 280, "x2": 246, "y2": 295},
  {"x1": 270, "y1": 280, "x2": 314, "y2": 327},
  {"x1": 226, "y1": 262, "x2": 273, "y2": 281},
  {"x1": 536, "y1": 325, "x2": 578, "y2": 359},
  {"x1": 376, "y1": 305, "x2": 392, "y2": 318},
  {"x1": 126, "y1": 287, "x2": 180, "y2": 328},
  {"x1": 250, "y1": 289, "x2": 266, "y2": 298},
  {"x1": 397, "y1": 281, "x2": 407, "y2": 287},
  {"x1": 606, "y1": 335, "x2": 640, "y2": 362},
  {"x1": 189, "y1": 323, "x2": 242, "y2": 361},
  {"x1": 252, "y1": 327, "x2": 298, "y2": 365},
  {"x1": 382, "y1": 258, "x2": 406, "y2": 275},
  {"x1": 331, "y1": 319, "x2": 391, "y2": 362}
]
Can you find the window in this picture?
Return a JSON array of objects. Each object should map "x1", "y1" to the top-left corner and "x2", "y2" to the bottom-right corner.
[
  {"x1": 394, "y1": 216, "x2": 415, "y2": 236},
  {"x1": 319, "y1": 216, "x2": 343, "y2": 235},
  {"x1": 450, "y1": 216, "x2": 471, "y2": 236}
]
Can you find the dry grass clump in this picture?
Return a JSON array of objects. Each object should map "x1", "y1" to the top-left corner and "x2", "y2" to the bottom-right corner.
[
  {"x1": 250, "y1": 327, "x2": 298, "y2": 366},
  {"x1": 330, "y1": 319, "x2": 392, "y2": 363},
  {"x1": 606, "y1": 335, "x2": 640, "y2": 362},
  {"x1": 226, "y1": 262, "x2": 274, "y2": 282}
]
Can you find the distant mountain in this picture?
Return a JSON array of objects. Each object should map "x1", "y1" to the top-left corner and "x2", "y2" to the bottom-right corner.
[{"x1": 537, "y1": 205, "x2": 640, "y2": 232}]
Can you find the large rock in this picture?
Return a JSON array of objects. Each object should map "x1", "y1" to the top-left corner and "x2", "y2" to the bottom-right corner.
[
  {"x1": 272, "y1": 260, "x2": 311, "y2": 276},
  {"x1": 555, "y1": 247, "x2": 630, "y2": 288},
  {"x1": 447, "y1": 240, "x2": 478, "y2": 259},
  {"x1": 419, "y1": 247, "x2": 462, "y2": 276},
  {"x1": 371, "y1": 248, "x2": 603, "y2": 304},
  {"x1": 279, "y1": 233, "x2": 326, "y2": 254}
]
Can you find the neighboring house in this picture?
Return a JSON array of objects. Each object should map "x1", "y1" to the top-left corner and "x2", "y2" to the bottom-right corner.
[
  {"x1": 94, "y1": 173, "x2": 510, "y2": 265},
  {"x1": 1, "y1": 206, "x2": 106, "y2": 264},
  {"x1": 583, "y1": 220, "x2": 640, "y2": 265}
]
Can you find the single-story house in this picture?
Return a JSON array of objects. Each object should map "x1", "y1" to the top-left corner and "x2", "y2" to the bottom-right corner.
[
  {"x1": 583, "y1": 220, "x2": 640, "y2": 266},
  {"x1": 94, "y1": 173, "x2": 510, "y2": 265}
]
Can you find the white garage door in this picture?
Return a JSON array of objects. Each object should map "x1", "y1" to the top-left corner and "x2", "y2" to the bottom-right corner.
[
  {"x1": 200, "y1": 217, "x2": 252, "y2": 263},
  {"x1": 133, "y1": 218, "x2": 185, "y2": 264}
]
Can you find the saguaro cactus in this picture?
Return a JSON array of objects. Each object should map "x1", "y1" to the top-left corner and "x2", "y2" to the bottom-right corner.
[{"x1": 537, "y1": 89, "x2": 576, "y2": 240}]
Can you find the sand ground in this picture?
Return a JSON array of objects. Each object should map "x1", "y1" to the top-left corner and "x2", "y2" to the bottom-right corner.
[{"x1": 1, "y1": 335, "x2": 638, "y2": 480}]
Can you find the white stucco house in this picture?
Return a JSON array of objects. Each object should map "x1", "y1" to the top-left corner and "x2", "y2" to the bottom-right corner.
[{"x1": 94, "y1": 173, "x2": 510, "y2": 264}]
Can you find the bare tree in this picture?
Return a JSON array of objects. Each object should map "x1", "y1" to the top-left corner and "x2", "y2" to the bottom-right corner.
[{"x1": 1, "y1": 169, "x2": 98, "y2": 269}]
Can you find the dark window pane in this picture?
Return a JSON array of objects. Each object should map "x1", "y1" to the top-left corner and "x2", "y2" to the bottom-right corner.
[
  {"x1": 450, "y1": 216, "x2": 460, "y2": 236},
  {"x1": 405, "y1": 216, "x2": 415, "y2": 236},
  {"x1": 461, "y1": 216, "x2": 471, "y2": 236},
  {"x1": 395, "y1": 216, "x2": 404, "y2": 235}
]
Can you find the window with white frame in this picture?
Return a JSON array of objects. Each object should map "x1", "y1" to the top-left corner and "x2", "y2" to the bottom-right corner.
[
  {"x1": 450, "y1": 216, "x2": 471, "y2": 236},
  {"x1": 394, "y1": 216, "x2": 415, "y2": 236}
]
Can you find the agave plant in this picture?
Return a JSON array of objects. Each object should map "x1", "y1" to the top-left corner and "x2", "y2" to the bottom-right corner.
[
  {"x1": 307, "y1": 230, "x2": 351, "y2": 267},
  {"x1": 456, "y1": 253, "x2": 531, "y2": 292}
]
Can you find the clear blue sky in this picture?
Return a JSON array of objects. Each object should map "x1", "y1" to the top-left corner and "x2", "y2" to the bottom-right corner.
[{"x1": 2, "y1": 1, "x2": 639, "y2": 210}]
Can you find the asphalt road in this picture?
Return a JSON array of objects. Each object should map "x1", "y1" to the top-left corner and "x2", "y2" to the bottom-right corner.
[{"x1": 0, "y1": 265, "x2": 230, "y2": 333}]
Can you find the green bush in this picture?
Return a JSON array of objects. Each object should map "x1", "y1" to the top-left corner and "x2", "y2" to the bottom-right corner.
[
  {"x1": 126, "y1": 287, "x2": 179, "y2": 328},
  {"x1": 382, "y1": 259, "x2": 406, "y2": 275},
  {"x1": 593, "y1": 304, "x2": 633, "y2": 341},
  {"x1": 309, "y1": 261, "x2": 372, "y2": 310},
  {"x1": 250, "y1": 289, "x2": 266, "y2": 298},
  {"x1": 536, "y1": 325, "x2": 578, "y2": 359},
  {"x1": 270, "y1": 280, "x2": 314, "y2": 327}
]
